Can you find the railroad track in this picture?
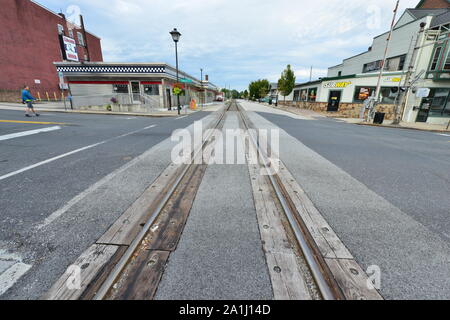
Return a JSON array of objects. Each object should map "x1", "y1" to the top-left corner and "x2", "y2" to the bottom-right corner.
[{"x1": 44, "y1": 100, "x2": 382, "y2": 300}]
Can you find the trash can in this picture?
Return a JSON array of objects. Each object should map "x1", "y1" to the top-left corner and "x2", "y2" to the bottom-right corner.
[{"x1": 374, "y1": 112, "x2": 385, "y2": 124}]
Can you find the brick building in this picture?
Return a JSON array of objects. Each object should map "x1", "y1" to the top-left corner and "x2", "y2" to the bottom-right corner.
[
  {"x1": 0, "y1": 0, "x2": 103, "y2": 102},
  {"x1": 416, "y1": 0, "x2": 450, "y2": 9}
]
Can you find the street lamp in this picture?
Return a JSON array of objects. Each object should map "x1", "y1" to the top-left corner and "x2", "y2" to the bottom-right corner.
[{"x1": 170, "y1": 28, "x2": 182, "y2": 115}]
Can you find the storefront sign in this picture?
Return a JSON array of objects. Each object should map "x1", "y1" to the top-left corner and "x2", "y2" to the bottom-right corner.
[
  {"x1": 384, "y1": 77, "x2": 402, "y2": 83},
  {"x1": 323, "y1": 81, "x2": 352, "y2": 89},
  {"x1": 61, "y1": 36, "x2": 79, "y2": 62},
  {"x1": 416, "y1": 88, "x2": 430, "y2": 98}
]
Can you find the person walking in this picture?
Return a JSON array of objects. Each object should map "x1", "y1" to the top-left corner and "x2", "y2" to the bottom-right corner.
[{"x1": 21, "y1": 86, "x2": 40, "y2": 117}]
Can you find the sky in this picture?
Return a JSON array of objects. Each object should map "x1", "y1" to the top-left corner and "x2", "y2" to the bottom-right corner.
[{"x1": 37, "y1": 0, "x2": 419, "y2": 91}]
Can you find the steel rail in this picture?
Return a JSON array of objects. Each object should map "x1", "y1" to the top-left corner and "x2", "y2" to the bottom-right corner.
[
  {"x1": 93, "y1": 104, "x2": 230, "y2": 300},
  {"x1": 235, "y1": 100, "x2": 344, "y2": 300}
]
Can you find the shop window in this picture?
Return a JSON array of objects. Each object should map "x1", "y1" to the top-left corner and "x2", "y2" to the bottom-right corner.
[
  {"x1": 293, "y1": 90, "x2": 300, "y2": 101},
  {"x1": 354, "y1": 86, "x2": 375, "y2": 102},
  {"x1": 113, "y1": 84, "x2": 129, "y2": 94},
  {"x1": 300, "y1": 90, "x2": 308, "y2": 101},
  {"x1": 308, "y1": 88, "x2": 317, "y2": 102},
  {"x1": 444, "y1": 99, "x2": 450, "y2": 115},
  {"x1": 143, "y1": 84, "x2": 160, "y2": 96},
  {"x1": 380, "y1": 87, "x2": 400, "y2": 104},
  {"x1": 431, "y1": 47, "x2": 442, "y2": 71},
  {"x1": 429, "y1": 88, "x2": 450, "y2": 116}
]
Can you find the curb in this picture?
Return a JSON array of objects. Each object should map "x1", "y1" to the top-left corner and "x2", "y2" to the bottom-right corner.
[
  {"x1": 0, "y1": 106, "x2": 192, "y2": 118},
  {"x1": 355, "y1": 122, "x2": 450, "y2": 133}
]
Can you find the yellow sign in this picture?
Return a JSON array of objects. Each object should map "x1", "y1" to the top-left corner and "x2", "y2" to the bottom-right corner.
[
  {"x1": 324, "y1": 81, "x2": 352, "y2": 88},
  {"x1": 190, "y1": 99, "x2": 197, "y2": 110},
  {"x1": 384, "y1": 77, "x2": 402, "y2": 83}
]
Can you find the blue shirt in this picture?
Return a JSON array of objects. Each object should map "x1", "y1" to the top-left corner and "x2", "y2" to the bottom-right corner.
[{"x1": 21, "y1": 90, "x2": 35, "y2": 102}]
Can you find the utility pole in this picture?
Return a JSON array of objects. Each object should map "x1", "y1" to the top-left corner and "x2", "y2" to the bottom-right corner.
[
  {"x1": 394, "y1": 23, "x2": 427, "y2": 124},
  {"x1": 309, "y1": 66, "x2": 313, "y2": 82},
  {"x1": 369, "y1": 0, "x2": 399, "y2": 122}
]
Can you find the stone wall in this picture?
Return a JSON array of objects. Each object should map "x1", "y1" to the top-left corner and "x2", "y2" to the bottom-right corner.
[
  {"x1": 0, "y1": 89, "x2": 21, "y2": 103},
  {"x1": 278, "y1": 101, "x2": 396, "y2": 120}
]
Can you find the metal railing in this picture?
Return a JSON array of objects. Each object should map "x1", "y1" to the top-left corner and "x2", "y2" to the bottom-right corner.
[{"x1": 67, "y1": 93, "x2": 161, "y2": 113}]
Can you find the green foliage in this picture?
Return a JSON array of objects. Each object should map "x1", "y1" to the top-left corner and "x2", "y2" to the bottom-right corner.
[
  {"x1": 249, "y1": 79, "x2": 270, "y2": 100},
  {"x1": 278, "y1": 65, "x2": 296, "y2": 98}
]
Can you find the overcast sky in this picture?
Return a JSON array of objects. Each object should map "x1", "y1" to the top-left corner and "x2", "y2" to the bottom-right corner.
[{"x1": 38, "y1": 0, "x2": 418, "y2": 90}]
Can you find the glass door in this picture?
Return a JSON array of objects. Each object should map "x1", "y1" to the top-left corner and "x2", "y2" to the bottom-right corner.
[{"x1": 130, "y1": 81, "x2": 141, "y2": 103}]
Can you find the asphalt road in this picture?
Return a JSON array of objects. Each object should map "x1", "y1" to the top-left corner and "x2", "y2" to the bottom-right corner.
[
  {"x1": 241, "y1": 101, "x2": 450, "y2": 299},
  {"x1": 257, "y1": 112, "x2": 450, "y2": 242},
  {"x1": 1, "y1": 102, "x2": 449, "y2": 300},
  {"x1": 0, "y1": 109, "x2": 212, "y2": 299}
]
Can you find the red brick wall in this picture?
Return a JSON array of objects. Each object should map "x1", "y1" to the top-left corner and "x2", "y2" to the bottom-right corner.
[
  {"x1": 0, "y1": 0, "x2": 103, "y2": 101},
  {"x1": 417, "y1": 0, "x2": 450, "y2": 9}
]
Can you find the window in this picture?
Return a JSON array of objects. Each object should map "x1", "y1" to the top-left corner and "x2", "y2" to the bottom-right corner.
[
  {"x1": 143, "y1": 84, "x2": 160, "y2": 96},
  {"x1": 431, "y1": 47, "x2": 442, "y2": 70},
  {"x1": 429, "y1": 88, "x2": 450, "y2": 116},
  {"x1": 77, "y1": 32, "x2": 85, "y2": 46},
  {"x1": 380, "y1": 87, "x2": 400, "y2": 104},
  {"x1": 338, "y1": 71, "x2": 342, "y2": 77},
  {"x1": 293, "y1": 90, "x2": 300, "y2": 102},
  {"x1": 113, "y1": 84, "x2": 129, "y2": 94},
  {"x1": 57, "y1": 24, "x2": 64, "y2": 35},
  {"x1": 308, "y1": 88, "x2": 317, "y2": 102},
  {"x1": 300, "y1": 89, "x2": 308, "y2": 101},
  {"x1": 443, "y1": 50, "x2": 450, "y2": 70},
  {"x1": 354, "y1": 87, "x2": 375, "y2": 102},
  {"x1": 363, "y1": 60, "x2": 382, "y2": 73},
  {"x1": 385, "y1": 55, "x2": 406, "y2": 71},
  {"x1": 68, "y1": 29, "x2": 74, "y2": 38}
]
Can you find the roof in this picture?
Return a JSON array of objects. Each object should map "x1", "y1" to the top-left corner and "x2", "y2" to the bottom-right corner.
[
  {"x1": 406, "y1": 8, "x2": 449, "y2": 19},
  {"x1": 430, "y1": 10, "x2": 450, "y2": 27},
  {"x1": 54, "y1": 62, "x2": 218, "y2": 89}
]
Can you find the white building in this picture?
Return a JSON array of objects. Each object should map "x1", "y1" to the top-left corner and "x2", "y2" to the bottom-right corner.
[{"x1": 294, "y1": 1, "x2": 450, "y2": 125}]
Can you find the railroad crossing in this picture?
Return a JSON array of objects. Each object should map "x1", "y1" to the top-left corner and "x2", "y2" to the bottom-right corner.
[{"x1": 0, "y1": 101, "x2": 449, "y2": 300}]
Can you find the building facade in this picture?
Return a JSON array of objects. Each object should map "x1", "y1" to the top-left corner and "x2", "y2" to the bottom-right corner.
[
  {"x1": 55, "y1": 62, "x2": 220, "y2": 112},
  {"x1": 293, "y1": 0, "x2": 450, "y2": 124},
  {"x1": 0, "y1": 0, "x2": 103, "y2": 102}
]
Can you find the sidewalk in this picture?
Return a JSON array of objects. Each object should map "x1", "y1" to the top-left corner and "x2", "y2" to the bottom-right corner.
[
  {"x1": 264, "y1": 103, "x2": 450, "y2": 133},
  {"x1": 0, "y1": 102, "x2": 221, "y2": 118}
]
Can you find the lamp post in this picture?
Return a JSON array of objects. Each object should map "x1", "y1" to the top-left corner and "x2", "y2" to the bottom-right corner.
[
  {"x1": 170, "y1": 28, "x2": 182, "y2": 115},
  {"x1": 200, "y1": 68, "x2": 204, "y2": 110}
]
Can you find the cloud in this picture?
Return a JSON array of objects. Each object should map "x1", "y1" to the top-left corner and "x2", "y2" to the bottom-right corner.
[{"x1": 39, "y1": 0, "x2": 419, "y2": 90}]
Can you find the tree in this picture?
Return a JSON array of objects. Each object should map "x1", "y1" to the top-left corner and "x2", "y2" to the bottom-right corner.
[
  {"x1": 249, "y1": 79, "x2": 270, "y2": 100},
  {"x1": 278, "y1": 65, "x2": 296, "y2": 103}
]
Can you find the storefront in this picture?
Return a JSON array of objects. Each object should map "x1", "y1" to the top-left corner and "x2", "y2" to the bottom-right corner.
[{"x1": 55, "y1": 62, "x2": 219, "y2": 111}]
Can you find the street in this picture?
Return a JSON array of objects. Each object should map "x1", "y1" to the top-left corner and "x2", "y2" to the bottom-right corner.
[{"x1": 0, "y1": 102, "x2": 448, "y2": 300}]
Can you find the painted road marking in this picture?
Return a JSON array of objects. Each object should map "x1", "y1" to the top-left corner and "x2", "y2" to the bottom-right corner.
[
  {"x1": 176, "y1": 116, "x2": 189, "y2": 120},
  {"x1": 0, "y1": 250, "x2": 32, "y2": 297},
  {"x1": 0, "y1": 126, "x2": 61, "y2": 141},
  {"x1": 0, "y1": 125, "x2": 157, "y2": 182},
  {"x1": 36, "y1": 124, "x2": 160, "y2": 230},
  {"x1": 0, "y1": 120, "x2": 67, "y2": 125},
  {"x1": 437, "y1": 133, "x2": 450, "y2": 137}
]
